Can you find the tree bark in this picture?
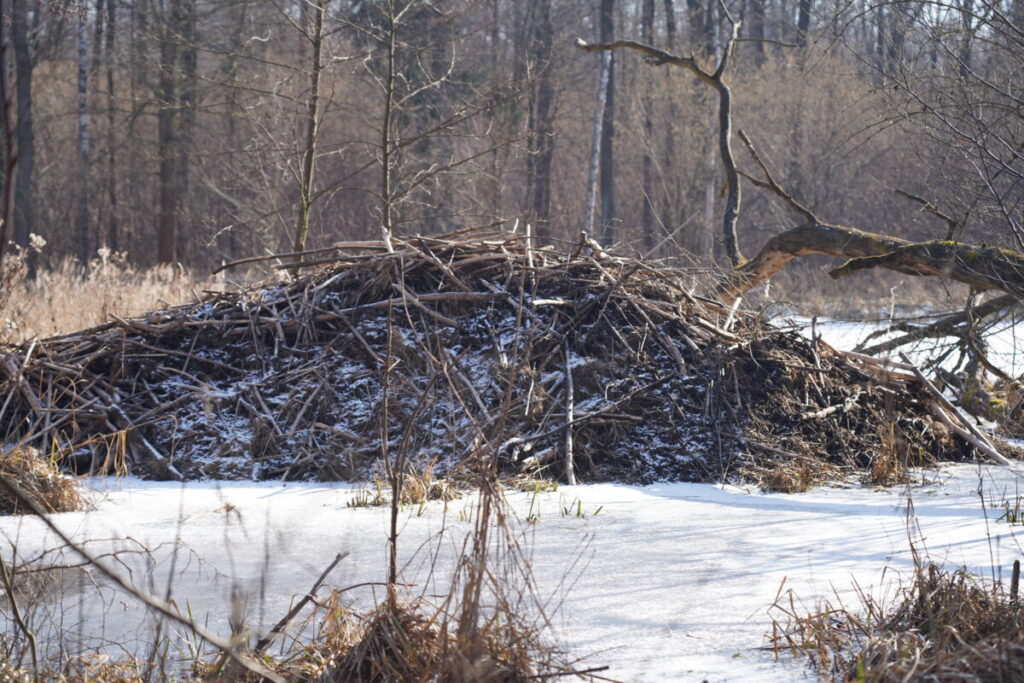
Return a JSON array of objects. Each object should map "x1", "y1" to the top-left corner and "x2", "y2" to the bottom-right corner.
[
  {"x1": 525, "y1": 0, "x2": 555, "y2": 240},
  {"x1": 641, "y1": 0, "x2": 656, "y2": 253},
  {"x1": 687, "y1": 0, "x2": 707, "y2": 54},
  {"x1": 293, "y1": 0, "x2": 326, "y2": 257},
  {"x1": 379, "y1": 0, "x2": 397, "y2": 252},
  {"x1": 663, "y1": 0, "x2": 677, "y2": 48},
  {"x1": 156, "y1": 0, "x2": 181, "y2": 264},
  {"x1": 748, "y1": 0, "x2": 765, "y2": 63},
  {"x1": 76, "y1": 0, "x2": 91, "y2": 264},
  {"x1": 585, "y1": 51, "x2": 611, "y2": 237},
  {"x1": 11, "y1": 0, "x2": 34, "y2": 257},
  {"x1": 175, "y1": 0, "x2": 196, "y2": 263},
  {"x1": 797, "y1": 0, "x2": 812, "y2": 47},
  {"x1": 104, "y1": 0, "x2": 118, "y2": 252}
]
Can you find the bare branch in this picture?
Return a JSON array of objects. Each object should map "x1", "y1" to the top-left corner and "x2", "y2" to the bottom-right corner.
[
  {"x1": 894, "y1": 188, "x2": 960, "y2": 240},
  {"x1": 737, "y1": 129, "x2": 819, "y2": 224}
]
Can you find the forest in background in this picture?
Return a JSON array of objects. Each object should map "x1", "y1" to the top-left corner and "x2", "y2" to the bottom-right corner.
[{"x1": 1, "y1": 0, "x2": 1020, "y2": 288}]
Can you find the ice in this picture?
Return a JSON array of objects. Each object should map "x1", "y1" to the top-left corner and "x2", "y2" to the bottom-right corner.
[{"x1": 4, "y1": 464, "x2": 1024, "y2": 680}]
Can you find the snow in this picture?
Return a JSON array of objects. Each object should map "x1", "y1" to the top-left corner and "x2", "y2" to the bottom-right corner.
[{"x1": 5, "y1": 465, "x2": 1024, "y2": 681}]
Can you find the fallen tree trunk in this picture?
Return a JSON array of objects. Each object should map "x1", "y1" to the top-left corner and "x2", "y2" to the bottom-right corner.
[{"x1": 718, "y1": 221, "x2": 1024, "y2": 304}]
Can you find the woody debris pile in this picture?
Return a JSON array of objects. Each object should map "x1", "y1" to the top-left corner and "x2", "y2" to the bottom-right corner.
[{"x1": 0, "y1": 228, "x2": 1002, "y2": 489}]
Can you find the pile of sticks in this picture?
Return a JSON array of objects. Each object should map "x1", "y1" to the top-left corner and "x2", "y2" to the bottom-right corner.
[{"x1": 0, "y1": 227, "x2": 1003, "y2": 483}]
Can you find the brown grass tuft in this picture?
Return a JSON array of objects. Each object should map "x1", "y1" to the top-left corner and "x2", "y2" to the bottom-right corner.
[
  {"x1": 400, "y1": 466, "x2": 460, "y2": 505},
  {"x1": 770, "y1": 560, "x2": 1024, "y2": 681},
  {"x1": 0, "y1": 446, "x2": 84, "y2": 514},
  {"x1": 746, "y1": 456, "x2": 841, "y2": 493},
  {"x1": 285, "y1": 596, "x2": 564, "y2": 682}
]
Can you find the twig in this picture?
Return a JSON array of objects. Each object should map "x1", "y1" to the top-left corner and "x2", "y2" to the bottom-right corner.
[
  {"x1": 253, "y1": 551, "x2": 348, "y2": 654},
  {"x1": 737, "y1": 129, "x2": 819, "y2": 224}
]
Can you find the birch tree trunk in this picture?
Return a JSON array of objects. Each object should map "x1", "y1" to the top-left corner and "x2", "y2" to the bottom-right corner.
[
  {"x1": 598, "y1": 0, "x2": 616, "y2": 245},
  {"x1": 104, "y1": 0, "x2": 118, "y2": 252},
  {"x1": 585, "y1": 51, "x2": 611, "y2": 236}
]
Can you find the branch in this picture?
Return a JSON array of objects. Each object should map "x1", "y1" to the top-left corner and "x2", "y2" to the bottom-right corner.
[
  {"x1": 737, "y1": 129, "x2": 819, "y2": 224},
  {"x1": 894, "y1": 188, "x2": 960, "y2": 240},
  {"x1": 858, "y1": 293, "x2": 1019, "y2": 356},
  {"x1": 718, "y1": 222, "x2": 906, "y2": 302},
  {"x1": 574, "y1": 38, "x2": 715, "y2": 86}
]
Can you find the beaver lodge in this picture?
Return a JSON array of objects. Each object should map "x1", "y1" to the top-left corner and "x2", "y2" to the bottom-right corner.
[{"x1": 0, "y1": 228, "x2": 1010, "y2": 490}]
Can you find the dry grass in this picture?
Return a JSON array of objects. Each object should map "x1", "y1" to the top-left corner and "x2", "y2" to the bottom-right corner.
[
  {"x1": 770, "y1": 559, "x2": 1024, "y2": 681},
  {"x1": 1, "y1": 251, "x2": 229, "y2": 345},
  {"x1": 273, "y1": 594, "x2": 572, "y2": 682},
  {"x1": 400, "y1": 466, "x2": 460, "y2": 505},
  {"x1": 745, "y1": 456, "x2": 842, "y2": 493},
  {"x1": 0, "y1": 446, "x2": 84, "y2": 514}
]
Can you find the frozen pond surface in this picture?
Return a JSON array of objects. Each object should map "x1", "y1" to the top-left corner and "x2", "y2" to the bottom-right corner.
[
  {"x1": 5, "y1": 464, "x2": 1024, "y2": 681},
  {"x1": 786, "y1": 312, "x2": 1023, "y2": 376}
]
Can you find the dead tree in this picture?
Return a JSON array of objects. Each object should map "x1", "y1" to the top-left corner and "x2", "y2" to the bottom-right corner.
[
  {"x1": 577, "y1": 16, "x2": 1024, "y2": 374},
  {"x1": 292, "y1": 0, "x2": 327, "y2": 258},
  {"x1": 578, "y1": 7, "x2": 744, "y2": 266}
]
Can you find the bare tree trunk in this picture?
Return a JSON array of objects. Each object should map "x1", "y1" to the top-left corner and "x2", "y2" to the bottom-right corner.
[
  {"x1": 11, "y1": 0, "x2": 34, "y2": 258},
  {"x1": 701, "y1": 0, "x2": 720, "y2": 261},
  {"x1": 958, "y1": 0, "x2": 973, "y2": 77},
  {"x1": 525, "y1": 0, "x2": 555, "y2": 240},
  {"x1": 104, "y1": 0, "x2": 118, "y2": 252},
  {"x1": 661, "y1": 0, "x2": 681, "y2": 249},
  {"x1": 128, "y1": 0, "x2": 147, "y2": 256},
  {"x1": 293, "y1": 0, "x2": 326, "y2": 257},
  {"x1": 380, "y1": 0, "x2": 396, "y2": 252},
  {"x1": 598, "y1": 0, "x2": 616, "y2": 245},
  {"x1": 91, "y1": 0, "x2": 104, "y2": 74},
  {"x1": 585, "y1": 52, "x2": 611, "y2": 236},
  {"x1": 222, "y1": 0, "x2": 246, "y2": 258},
  {"x1": 0, "y1": 0, "x2": 17, "y2": 265},
  {"x1": 797, "y1": 0, "x2": 812, "y2": 47},
  {"x1": 175, "y1": 0, "x2": 196, "y2": 263},
  {"x1": 687, "y1": 0, "x2": 707, "y2": 53},
  {"x1": 156, "y1": 0, "x2": 180, "y2": 264},
  {"x1": 749, "y1": 0, "x2": 766, "y2": 63},
  {"x1": 641, "y1": 0, "x2": 656, "y2": 253},
  {"x1": 664, "y1": 0, "x2": 677, "y2": 48},
  {"x1": 76, "y1": 0, "x2": 91, "y2": 264}
]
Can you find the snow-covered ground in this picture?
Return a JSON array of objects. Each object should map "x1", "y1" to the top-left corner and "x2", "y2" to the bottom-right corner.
[{"x1": 5, "y1": 465, "x2": 1024, "y2": 681}]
